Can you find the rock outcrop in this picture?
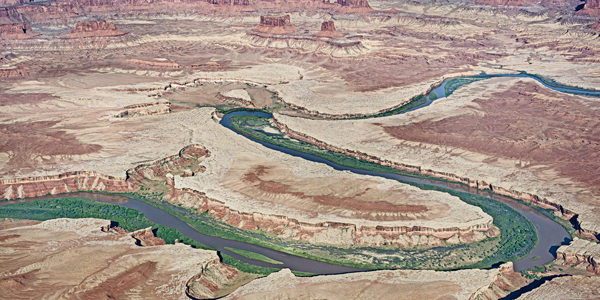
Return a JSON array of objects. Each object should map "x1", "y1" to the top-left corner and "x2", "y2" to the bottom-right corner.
[
  {"x1": 131, "y1": 227, "x2": 166, "y2": 246},
  {"x1": 577, "y1": 0, "x2": 600, "y2": 16},
  {"x1": 217, "y1": 90, "x2": 256, "y2": 108},
  {"x1": 0, "y1": 22, "x2": 36, "y2": 40},
  {"x1": 186, "y1": 263, "x2": 257, "y2": 299},
  {"x1": 246, "y1": 17, "x2": 365, "y2": 56},
  {"x1": 64, "y1": 20, "x2": 125, "y2": 39},
  {"x1": 475, "y1": 262, "x2": 529, "y2": 300},
  {"x1": 556, "y1": 238, "x2": 600, "y2": 274},
  {"x1": 220, "y1": 267, "x2": 500, "y2": 300},
  {"x1": 0, "y1": 218, "x2": 224, "y2": 299},
  {"x1": 336, "y1": 0, "x2": 370, "y2": 8},
  {"x1": 166, "y1": 186, "x2": 496, "y2": 249},
  {"x1": 0, "y1": 144, "x2": 210, "y2": 201},
  {"x1": 516, "y1": 275, "x2": 600, "y2": 299},
  {"x1": 252, "y1": 15, "x2": 297, "y2": 35},
  {"x1": 315, "y1": 21, "x2": 344, "y2": 38},
  {"x1": 114, "y1": 101, "x2": 171, "y2": 118}
]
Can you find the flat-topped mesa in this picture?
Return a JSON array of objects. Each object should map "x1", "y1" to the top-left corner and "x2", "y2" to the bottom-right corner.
[
  {"x1": 252, "y1": 15, "x2": 297, "y2": 35},
  {"x1": 206, "y1": 0, "x2": 250, "y2": 5},
  {"x1": 0, "y1": 22, "x2": 36, "y2": 40},
  {"x1": 315, "y1": 21, "x2": 344, "y2": 38},
  {"x1": 336, "y1": 0, "x2": 370, "y2": 8},
  {"x1": 65, "y1": 20, "x2": 126, "y2": 39}
]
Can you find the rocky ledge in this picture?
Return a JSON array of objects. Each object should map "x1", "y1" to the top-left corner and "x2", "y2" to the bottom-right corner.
[
  {"x1": 271, "y1": 113, "x2": 597, "y2": 241},
  {"x1": 556, "y1": 238, "x2": 600, "y2": 275},
  {"x1": 64, "y1": 20, "x2": 126, "y2": 39},
  {"x1": 0, "y1": 22, "x2": 37, "y2": 40},
  {"x1": 315, "y1": 21, "x2": 344, "y2": 38},
  {"x1": 0, "y1": 144, "x2": 210, "y2": 200}
]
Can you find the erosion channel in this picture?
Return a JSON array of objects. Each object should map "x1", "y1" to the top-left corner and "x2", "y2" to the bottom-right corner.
[{"x1": 1, "y1": 73, "x2": 582, "y2": 275}]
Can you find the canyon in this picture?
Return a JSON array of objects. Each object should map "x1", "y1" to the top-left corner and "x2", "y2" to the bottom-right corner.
[
  {"x1": 272, "y1": 77, "x2": 600, "y2": 241},
  {"x1": 1, "y1": 0, "x2": 600, "y2": 297}
]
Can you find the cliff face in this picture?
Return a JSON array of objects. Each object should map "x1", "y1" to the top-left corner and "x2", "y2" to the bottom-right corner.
[
  {"x1": 64, "y1": 20, "x2": 126, "y2": 38},
  {"x1": 0, "y1": 142, "x2": 492, "y2": 248},
  {"x1": 556, "y1": 238, "x2": 600, "y2": 274},
  {"x1": 167, "y1": 187, "x2": 496, "y2": 248},
  {"x1": 336, "y1": 0, "x2": 370, "y2": 8},
  {"x1": 0, "y1": 22, "x2": 36, "y2": 40},
  {"x1": 314, "y1": 21, "x2": 344, "y2": 38},
  {"x1": 252, "y1": 15, "x2": 297, "y2": 35},
  {"x1": 131, "y1": 227, "x2": 166, "y2": 246},
  {"x1": 0, "y1": 144, "x2": 210, "y2": 201},
  {"x1": 270, "y1": 114, "x2": 596, "y2": 240}
]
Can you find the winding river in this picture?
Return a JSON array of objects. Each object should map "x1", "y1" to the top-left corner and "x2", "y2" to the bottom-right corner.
[{"x1": 1, "y1": 73, "x2": 585, "y2": 274}]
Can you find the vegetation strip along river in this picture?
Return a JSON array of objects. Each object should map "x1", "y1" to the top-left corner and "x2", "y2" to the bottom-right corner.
[{"x1": 0, "y1": 73, "x2": 579, "y2": 274}]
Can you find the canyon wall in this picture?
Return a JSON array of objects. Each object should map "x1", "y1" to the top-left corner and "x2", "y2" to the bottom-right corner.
[
  {"x1": 315, "y1": 21, "x2": 344, "y2": 38},
  {"x1": 0, "y1": 141, "x2": 493, "y2": 248},
  {"x1": 0, "y1": 22, "x2": 35, "y2": 39},
  {"x1": 64, "y1": 20, "x2": 125, "y2": 38},
  {"x1": 270, "y1": 115, "x2": 595, "y2": 241},
  {"x1": 0, "y1": 144, "x2": 210, "y2": 201},
  {"x1": 252, "y1": 14, "x2": 297, "y2": 34},
  {"x1": 556, "y1": 238, "x2": 600, "y2": 275},
  {"x1": 167, "y1": 186, "x2": 495, "y2": 248}
]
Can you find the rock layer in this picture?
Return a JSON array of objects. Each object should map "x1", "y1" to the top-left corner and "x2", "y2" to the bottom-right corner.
[
  {"x1": 0, "y1": 22, "x2": 36, "y2": 40},
  {"x1": 64, "y1": 20, "x2": 125, "y2": 39},
  {"x1": 252, "y1": 15, "x2": 297, "y2": 35},
  {"x1": 0, "y1": 144, "x2": 210, "y2": 200},
  {"x1": 0, "y1": 218, "x2": 222, "y2": 299},
  {"x1": 220, "y1": 267, "x2": 499, "y2": 300},
  {"x1": 556, "y1": 238, "x2": 600, "y2": 274},
  {"x1": 315, "y1": 21, "x2": 344, "y2": 38}
]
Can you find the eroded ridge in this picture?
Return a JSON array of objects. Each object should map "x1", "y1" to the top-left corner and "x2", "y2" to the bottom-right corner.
[
  {"x1": 272, "y1": 77, "x2": 600, "y2": 240},
  {"x1": 0, "y1": 138, "x2": 494, "y2": 249}
]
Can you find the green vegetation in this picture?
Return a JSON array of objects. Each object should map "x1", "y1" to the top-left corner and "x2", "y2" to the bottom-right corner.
[
  {"x1": 345, "y1": 94, "x2": 428, "y2": 120},
  {"x1": 225, "y1": 247, "x2": 283, "y2": 264},
  {"x1": 227, "y1": 115, "x2": 538, "y2": 270},
  {"x1": 0, "y1": 197, "x2": 212, "y2": 251},
  {"x1": 532, "y1": 256, "x2": 541, "y2": 260},
  {"x1": 428, "y1": 91, "x2": 438, "y2": 100},
  {"x1": 517, "y1": 71, "x2": 600, "y2": 93},
  {"x1": 221, "y1": 253, "x2": 281, "y2": 276},
  {"x1": 444, "y1": 77, "x2": 487, "y2": 96}
]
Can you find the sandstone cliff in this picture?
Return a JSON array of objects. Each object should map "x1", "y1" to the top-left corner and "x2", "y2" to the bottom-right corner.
[
  {"x1": 64, "y1": 20, "x2": 125, "y2": 39},
  {"x1": 131, "y1": 227, "x2": 166, "y2": 246},
  {"x1": 271, "y1": 113, "x2": 597, "y2": 240},
  {"x1": 556, "y1": 238, "x2": 600, "y2": 274},
  {"x1": 314, "y1": 21, "x2": 344, "y2": 38},
  {"x1": 0, "y1": 144, "x2": 210, "y2": 201},
  {"x1": 516, "y1": 275, "x2": 600, "y2": 299},
  {"x1": 0, "y1": 22, "x2": 36, "y2": 40},
  {"x1": 252, "y1": 15, "x2": 297, "y2": 35}
]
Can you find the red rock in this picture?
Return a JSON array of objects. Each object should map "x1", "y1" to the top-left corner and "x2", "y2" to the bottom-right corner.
[
  {"x1": 315, "y1": 21, "x2": 344, "y2": 38},
  {"x1": 0, "y1": 22, "x2": 36, "y2": 40},
  {"x1": 336, "y1": 0, "x2": 370, "y2": 8},
  {"x1": 131, "y1": 227, "x2": 166, "y2": 246},
  {"x1": 252, "y1": 15, "x2": 297, "y2": 35},
  {"x1": 64, "y1": 20, "x2": 125, "y2": 39}
]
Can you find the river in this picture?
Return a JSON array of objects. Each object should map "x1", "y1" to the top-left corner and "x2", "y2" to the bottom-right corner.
[{"x1": 0, "y1": 73, "x2": 580, "y2": 274}]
